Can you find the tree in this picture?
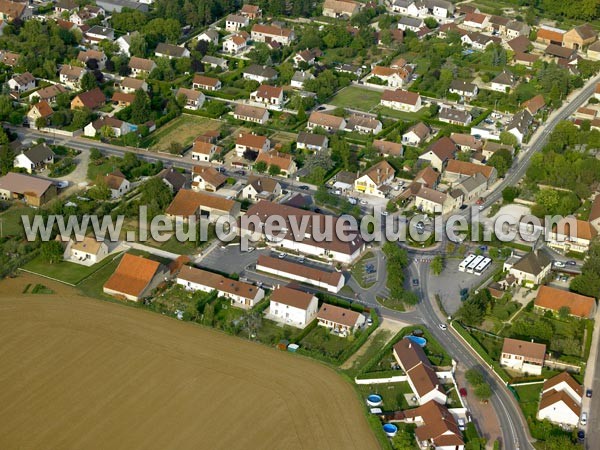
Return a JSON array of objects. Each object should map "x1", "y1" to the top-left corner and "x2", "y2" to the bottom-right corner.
[
  {"x1": 465, "y1": 369, "x2": 485, "y2": 386},
  {"x1": 80, "y1": 71, "x2": 97, "y2": 91},
  {"x1": 0, "y1": 145, "x2": 14, "y2": 175},
  {"x1": 90, "y1": 148, "x2": 103, "y2": 161},
  {"x1": 254, "y1": 161, "x2": 267, "y2": 173},
  {"x1": 386, "y1": 200, "x2": 398, "y2": 213},
  {"x1": 130, "y1": 90, "x2": 151, "y2": 124},
  {"x1": 268, "y1": 164, "x2": 281, "y2": 177},
  {"x1": 502, "y1": 186, "x2": 520, "y2": 203},
  {"x1": 499, "y1": 131, "x2": 518, "y2": 147},
  {"x1": 139, "y1": 177, "x2": 173, "y2": 216},
  {"x1": 70, "y1": 108, "x2": 92, "y2": 130},
  {"x1": 487, "y1": 148, "x2": 513, "y2": 177},
  {"x1": 40, "y1": 241, "x2": 64, "y2": 264},
  {"x1": 474, "y1": 382, "x2": 492, "y2": 401},
  {"x1": 431, "y1": 255, "x2": 444, "y2": 275}
]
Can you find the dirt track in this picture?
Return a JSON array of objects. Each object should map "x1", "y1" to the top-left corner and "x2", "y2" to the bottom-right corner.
[{"x1": 0, "y1": 275, "x2": 379, "y2": 450}]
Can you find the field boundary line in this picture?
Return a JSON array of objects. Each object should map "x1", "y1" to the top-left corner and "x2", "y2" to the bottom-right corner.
[{"x1": 17, "y1": 268, "x2": 77, "y2": 287}]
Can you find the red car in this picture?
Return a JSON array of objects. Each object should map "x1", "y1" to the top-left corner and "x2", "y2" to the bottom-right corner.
[{"x1": 459, "y1": 388, "x2": 467, "y2": 397}]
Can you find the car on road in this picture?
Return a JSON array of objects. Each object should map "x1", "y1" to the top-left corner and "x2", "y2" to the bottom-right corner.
[
  {"x1": 381, "y1": 211, "x2": 389, "y2": 216},
  {"x1": 234, "y1": 170, "x2": 245, "y2": 175},
  {"x1": 247, "y1": 247, "x2": 255, "y2": 253},
  {"x1": 360, "y1": 199, "x2": 367, "y2": 205},
  {"x1": 554, "y1": 261, "x2": 565, "y2": 268},
  {"x1": 586, "y1": 389, "x2": 593, "y2": 398},
  {"x1": 278, "y1": 253, "x2": 286, "y2": 259},
  {"x1": 459, "y1": 388, "x2": 467, "y2": 397},
  {"x1": 580, "y1": 412, "x2": 588, "y2": 426},
  {"x1": 56, "y1": 180, "x2": 69, "y2": 189},
  {"x1": 438, "y1": 323, "x2": 447, "y2": 331},
  {"x1": 567, "y1": 260, "x2": 577, "y2": 266},
  {"x1": 298, "y1": 185, "x2": 309, "y2": 190},
  {"x1": 412, "y1": 278, "x2": 419, "y2": 287}
]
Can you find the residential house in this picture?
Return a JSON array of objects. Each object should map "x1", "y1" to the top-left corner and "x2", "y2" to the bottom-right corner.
[
  {"x1": 507, "y1": 35, "x2": 531, "y2": 53},
  {"x1": 222, "y1": 32, "x2": 248, "y2": 54},
  {"x1": 103, "y1": 253, "x2": 168, "y2": 302},
  {"x1": 77, "y1": 49, "x2": 107, "y2": 69},
  {"x1": 322, "y1": 0, "x2": 360, "y2": 18},
  {"x1": 505, "y1": 109, "x2": 533, "y2": 144},
  {"x1": 115, "y1": 31, "x2": 140, "y2": 56},
  {"x1": 65, "y1": 236, "x2": 109, "y2": 265},
  {"x1": 504, "y1": 20, "x2": 530, "y2": 39},
  {"x1": 293, "y1": 48, "x2": 321, "y2": 67},
  {"x1": 455, "y1": 173, "x2": 487, "y2": 202},
  {"x1": 255, "y1": 151, "x2": 296, "y2": 176},
  {"x1": 381, "y1": 89, "x2": 422, "y2": 112},
  {"x1": 251, "y1": 84, "x2": 284, "y2": 107},
  {"x1": 157, "y1": 167, "x2": 187, "y2": 193},
  {"x1": 240, "y1": 200, "x2": 364, "y2": 263},
  {"x1": 242, "y1": 64, "x2": 278, "y2": 83},
  {"x1": 481, "y1": 141, "x2": 513, "y2": 160},
  {"x1": 111, "y1": 92, "x2": 135, "y2": 107},
  {"x1": 393, "y1": 338, "x2": 447, "y2": 405},
  {"x1": 534, "y1": 285, "x2": 596, "y2": 319},
  {"x1": 397, "y1": 16, "x2": 424, "y2": 33},
  {"x1": 415, "y1": 186, "x2": 458, "y2": 214},
  {"x1": 414, "y1": 166, "x2": 439, "y2": 189},
  {"x1": 55, "y1": 0, "x2": 78, "y2": 13},
  {"x1": 545, "y1": 43, "x2": 576, "y2": 61},
  {"x1": 503, "y1": 248, "x2": 552, "y2": 286},
  {"x1": 537, "y1": 372, "x2": 582, "y2": 428},
  {"x1": 256, "y1": 254, "x2": 344, "y2": 293},
  {"x1": 563, "y1": 24, "x2": 597, "y2": 50},
  {"x1": 84, "y1": 116, "x2": 129, "y2": 138},
  {"x1": 128, "y1": 56, "x2": 157, "y2": 76},
  {"x1": 29, "y1": 84, "x2": 67, "y2": 104},
  {"x1": 197, "y1": 29, "x2": 219, "y2": 46},
  {"x1": 354, "y1": 160, "x2": 395, "y2": 197},
  {"x1": 240, "y1": 4, "x2": 261, "y2": 19},
  {"x1": 0, "y1": 172, "x2": 56, "y2": 207},
  {"x1": 71, "y1": 87, "x2": 106, "y2": 110},
  {"x1": 317, "y1": 303, "x2": 365, "y2": 337},
  {"x1": 291, "y1": 70, "x2": 314, "y2": 89},
  {"x1": 8, "y1": 72, "x2": 35, "y2": 93},
  {"x1": 402, "y1": 122, "x2": 431, "y2": 146},
  {"x1": 490, "y1": 70, "x2": 516, "y2": 92},
  {"x1": 400, "y1": 401, "x2": 465, "y2": 450},
  {"x1": 587, "y1": 40, "x2": 600, "y2": 60},
  {"x1": 177, "y1": 265, "x2": 264, "y2": 309},
  {"x1": 268, "y1": 286, "x2": 318, "y2": 328},
  {"x1": 373, "y1": 139, "x2": 403, "y2": 158},
  {"x1": 155, "y1": 43, "x2": 190, "y2": 59},
  {"x1": 59, "y1": 65, "x2": 86, "y2": 89},
  {"x1": 444, "y1": 159, "x2": 497, "y2": 186},
  {"x1": 462, "y1": 12, "x2": 489, "y2": 30},
  {"x1": 0, "y1": 50, "x2": 20, "y2": 66},
  {"x1": 523, "y1": 95, "x2": 546, "y2": 116},
  {"x1": 369, "y1": 65, "x2": 410, "y2": 88},
  {"x1": 514, "y1": 52, "x2": 539, "y2": 67},
  {"x1": 176, "y1": 88, "x2": 205, "y2": 110},
  {"x1": 233, "y1": 104, "x2": 269, "y2": 124},
  {"x1": 242, "y1": 176, "x2": 282, "y2": 201},
  {"x1": 296, "y1": 132, "x2": 328, "y2": 152},
  {"x1": 500, "y1": 338, "x2": 546, "y2": 375},
  {"x1": 27, "y1": 101, "x2": 53, "y2": 126},
  {"x1": 251, "y1": 24, "x2": 294, "y2": 45},
  {"x1": 590, "y1": 194, "x2": 600, "y2": 233},
  {"x1": 13, "y1": 143, "x2": 55, "y2": 173},
  {"x1": 418, "y1": 137, "x2": 457, "y2": 171},
  {"x1": 235, "y1": 132, "x2": 270, "y2": 158},
  {"x1": 85, "y1": 26, "x2": 115, "y2": 43},
  {"x1": 201, "y1": 55, "x2": 228, "y2": 71},
  {"x1": 346, "y1": 114, "x2": 382, "y2": 134},
  {"x1": 225, "y1": 14, "x2": 248, "y2": 32},
  {"x1": 449, "y1": 80, "x2": 478, "y2": 99},
  {"x1": 166, "y1": 189, "x2": 240, "y2": 222},
  {"x1": 307, "y1": 111, "x2": 346, "y2": 132},
  {"x1": 0, "y1": 0, "x2": 28, "y2": 21},
  {"x1": 192, "y1": 74, "x2": 221, "y2": 91},
  {"x1": 104, "y1": 170, "x2": 130, "y2": 198},
  {"x1": 191, "y1": 165, "x2": 227, "y2": 192},
  {"x1": 119, "y1": 77, "x2": 148, "y2": 93},
  {"x1": 450, "y1": 133, "x2": 483, "y2": 152},
  {"x1": 461, "y1": 32, "x2": 499, "y2": 50},
  {"x1": 438, "y1": 107, "x2": 472, "y2": 126}
]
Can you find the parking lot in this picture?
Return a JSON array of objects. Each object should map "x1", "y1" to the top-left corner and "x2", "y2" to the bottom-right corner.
[{"x1": 198, "y1": 244, "x2": 267, "y2": 275}]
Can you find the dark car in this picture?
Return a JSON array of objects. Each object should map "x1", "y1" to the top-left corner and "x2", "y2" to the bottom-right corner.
[
  {"x1": 298, "y1": 185, "x2": 309, "y2": 190},
  {"x1": 567, "y1": 260, "x2": 577, "y2": 266},
  {"x1": 578, "y1": 430, "x2": 585, "y2": 443},
  {"x1": 459, "y1": 388, "x2": 467, "y2": 397},
  {"x1": 234, "y1": 170, "x2": 245, "y2": 175},
  {"x1": 586, "y1": 389, "x2": 592, "y2": 398},
  {"x1": 314, "y1": 208, "x2": 322, "y2": 214},
  {"x1": 412, "y1": 278, "x2": 419, "y2": 287}
]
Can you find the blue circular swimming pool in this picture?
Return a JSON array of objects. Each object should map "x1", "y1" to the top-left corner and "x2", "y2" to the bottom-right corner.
[
  {"x1": 366, "y1": 394, "x2": 383, "y2": 407},
  {"x1": 383, "y1": 423, "x2": 398, "y2": 437}
]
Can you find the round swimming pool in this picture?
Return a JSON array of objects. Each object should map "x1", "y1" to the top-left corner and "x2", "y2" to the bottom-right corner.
[
  {"x1": 383, "y1": 423, "x2": 398, "y2": 437},
  {"x1": 407, "y1": 335, "x2": 427, "y2": 347},
  {"x1": 366, "y1": 394, "x2": 383, "y2": 407}
]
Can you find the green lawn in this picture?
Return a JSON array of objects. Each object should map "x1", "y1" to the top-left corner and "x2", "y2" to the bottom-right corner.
[
  {"x1": 375, "y1": 106, "x2": 428, "y2": 121},
  {"x1": 142, "y1": 114, "x2": 222, "y2": 151},
  {"x1": 22, "y1": 253, "x2": 121, "y2": 286},
  {"x1": 76, "y1": 254, "x2": 124, "y2": 300},
  {"x1": 329, "y1": 86, "x2": 382, "y2": 112},
  {"x1": 345, "y1": 329, "x2": 393, "y2": 376},
  {"x1": 0, "y1": 205, "x2": 35, "y2": 237},
  {"x1": 356, "y1": 382, "x2": 413, "y2": 411},
  {"x1": 512, "y1": 383, "x2": 543, "y2": 421},
  {"x1": 87, "y1": 157, "x2": 121, "y2": 181},
  {"x1": 350, "y1": 251, "x2": 375, "y2": 289},
  {"x1": 299, "y1": 325, "x2": 354, "y2": 361}
]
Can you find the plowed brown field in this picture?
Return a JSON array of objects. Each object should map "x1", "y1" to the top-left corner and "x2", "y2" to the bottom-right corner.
[{"x1": 0, "y1": 274, "x2": 379, "y2": 450}]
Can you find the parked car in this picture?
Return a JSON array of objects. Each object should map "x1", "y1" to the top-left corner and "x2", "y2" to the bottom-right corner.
[
  {"x1": 381, "y1": 211, "x2": 389, "y2": 216},
  {"x1": 578, "y1": 430, "x2": 585, "y2": 443},
  {"x1": 586, "y1": 389, "x2": 593, "y2": 398},
  {"x1": 247, "y1": 247, "x2": 255, "y2": 253},
  {"x1": 360, "y1": 199, "x2": 368, "y2": 205},
  {"x1": 298, "y1": 185, "x2": 309, "y2": 190},
  {"x1": 412, "y1": 278, "x2": 419, "y2": 287},
  {"x1": 457, "y1": 418, "x2": 466, "y2": 431},
  {"x1": 278, "y1": 253, "x2": 286, "y2": 259},
  {"x1": 459, "y1": 388, "x2": 467, "y2": 397},
  {"x1": 567, "y1": 260, "x2": 577, "y2": 266},
  {"x1": 581, "y1": 412, "x2": 588, "y2": 426},
  {"x1": 554, "y1": 261, "x2": 565, "y2": 268}
]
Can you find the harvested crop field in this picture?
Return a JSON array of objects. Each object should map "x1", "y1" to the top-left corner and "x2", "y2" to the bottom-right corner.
[{"x1": 0, "y1": 274, "x2": 378, "y2": 450}]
